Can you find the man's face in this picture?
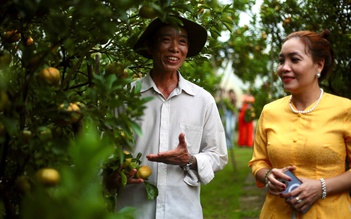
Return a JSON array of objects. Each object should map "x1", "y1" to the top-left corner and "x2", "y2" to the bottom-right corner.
[{"x1": 151, "y1": 26, "x2": 189, "y2": 73}]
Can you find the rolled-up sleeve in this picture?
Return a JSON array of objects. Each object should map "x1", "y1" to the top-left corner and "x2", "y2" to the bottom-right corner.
[{"x1": 193, "y1": 100, "x2": 228, "y2": 185}]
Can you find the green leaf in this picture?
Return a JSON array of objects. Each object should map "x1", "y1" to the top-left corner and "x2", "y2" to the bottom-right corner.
[
  {"x1": 144, "y1": 181, "x2": 158, "y2": 200},
  {"x1": 201, "y1": 4, "x2": 211, "y2": 9},
  {"x1": 136, "y1": 152, "x2": 142, "y2": 161},
  {"x1": 222, "y1": 4, "x2": 232, "y2": 13},
  {"x1": 210, "y1": 28, "x2": 221, "y2": 38},
  {"x1": 127, "y1": 120, "x2": 142, "y2": 136},
  {"x1": 159, "y1": 0, "x2": 171, "y2": 8},
  {"x1": 221, "y1": 16, "x2": 234, "y2": 25},
  {"x1": 173, "y1": 3, "x2": 194, "y2": 13},
  {"x1": 223, "y1": 22, "x2": 233, "y2": 32},
  {"x1": 132, "y1": 81, "x2": 142, "y2": 93},
  {"x1": 115, "y1": 207, "x2": 136, "y2": 219},
  {"x1": 105, "y1": 74, "x2": 117, "y2": 90}
]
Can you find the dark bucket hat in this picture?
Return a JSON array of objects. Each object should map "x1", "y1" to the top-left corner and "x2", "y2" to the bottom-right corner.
[{"x1": 133, "y1": 16, "x2": 207, "y2": 59}]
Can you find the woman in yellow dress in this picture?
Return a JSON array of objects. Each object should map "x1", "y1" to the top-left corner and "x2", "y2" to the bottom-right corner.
[{"x1": 249, "y1": 29, "x2": 351, "y2": 218}]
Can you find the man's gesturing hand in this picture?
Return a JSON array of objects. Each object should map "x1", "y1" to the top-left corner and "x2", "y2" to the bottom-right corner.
[{"x1": 146, "y1": 133, "x2": 191, "y2": 166}]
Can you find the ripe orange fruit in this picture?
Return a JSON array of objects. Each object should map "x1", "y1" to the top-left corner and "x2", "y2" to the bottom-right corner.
[
  {"x1": 139, "y1": 5, "x2": 158, "y2": 19},
  {"x1": 39, "y1": 67, "x2": 61, "y2": 86},
  {"x1": 132, "y1": 72, "x2": 143, "y2": 80},
  {"x1": 35, "y1": 168, "x2": 60, "y2": 187},
  {"x1": 4, "y1": 30, "x2": 21, "y2": 43},
  {"x1": 135, "y1": 165, "x2": 152, "y2": 179},
  {"x1": 26, "y1": 37, "x2": 34, "y2": 46},
  {"x1": 57, "y1": 103, "x2": 81, "y2": 125},
  {"x1": 105, "y1": 62, "x2": 127, "y2": 79}
]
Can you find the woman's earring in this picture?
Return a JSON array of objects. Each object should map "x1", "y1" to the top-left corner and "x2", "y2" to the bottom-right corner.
[{"x1": 316, "y1": 72, "x2": 321, "y2": 78}]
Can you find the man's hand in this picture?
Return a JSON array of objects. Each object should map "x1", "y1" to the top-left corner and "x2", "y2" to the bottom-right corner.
[
  {"x1": 103, "y1": 167, "x2": 144, "y2": 194},
  {"x1": 146, "y1": 133, "x2": 191, "y2": 166}
]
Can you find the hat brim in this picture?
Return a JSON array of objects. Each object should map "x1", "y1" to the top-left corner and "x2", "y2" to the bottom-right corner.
[{"x1": 133, "y1": 16, "x2": 207, "y2": 59}]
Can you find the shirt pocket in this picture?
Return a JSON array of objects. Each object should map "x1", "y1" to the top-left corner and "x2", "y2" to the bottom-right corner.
[{"x1": 179, "y1": 123, "x2": 203, "y2": 154}]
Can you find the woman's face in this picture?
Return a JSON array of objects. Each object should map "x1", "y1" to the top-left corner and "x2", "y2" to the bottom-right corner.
[
  {"x1": 277, "y1": 37, "x2": 323, "y2": 94},
  {"x1": 151, "y1": 26, "x2": 189, "y2": 73}
]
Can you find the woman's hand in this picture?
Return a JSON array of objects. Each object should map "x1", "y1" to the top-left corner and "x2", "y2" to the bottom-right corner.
[
  {"x1": 265, "y1": 166, "x2": 296, "y2": 195},
  {"x1": 282, "y1": 178, "x2": 322, "y2": 213}
]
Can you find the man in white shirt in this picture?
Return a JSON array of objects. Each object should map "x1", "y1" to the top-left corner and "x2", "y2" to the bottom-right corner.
[{"x1": 106, "y1": 15, "x2": 228, "y2": 219}]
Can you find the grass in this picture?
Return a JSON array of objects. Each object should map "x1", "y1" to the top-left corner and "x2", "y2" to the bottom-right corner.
[{"x1": 200, "y1": 146, "x2": 264, "y2": 219}]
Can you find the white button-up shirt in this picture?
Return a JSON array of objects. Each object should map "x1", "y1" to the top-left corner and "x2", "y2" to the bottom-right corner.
[{"x1": 115, "y1": 72, "x2": 227, "y2": 219}]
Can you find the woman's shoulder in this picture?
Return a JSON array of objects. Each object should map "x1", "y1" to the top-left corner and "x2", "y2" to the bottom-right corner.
[
  {"x1": 262, "y1": 96, "x2": 290, "y2": 111},
  {"x1": 324, "y1": 92, "x2": 351, "y2": 104},
  {"x1": 322, "y1": 93, "x2": 351, "y2": 114}
]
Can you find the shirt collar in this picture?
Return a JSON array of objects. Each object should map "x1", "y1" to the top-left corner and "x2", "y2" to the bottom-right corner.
[{"x1": 140, "y1": 71, "x2": 195, "y2": 96}]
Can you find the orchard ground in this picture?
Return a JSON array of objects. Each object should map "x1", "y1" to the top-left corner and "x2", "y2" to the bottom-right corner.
[{"x1": 201, "y1": 146, "x2": 266, "y2": 219}]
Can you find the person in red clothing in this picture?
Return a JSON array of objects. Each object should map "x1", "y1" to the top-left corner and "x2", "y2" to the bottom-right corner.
[{"x1": 237, "y1": 95, "x2": 255, "y2": 147}]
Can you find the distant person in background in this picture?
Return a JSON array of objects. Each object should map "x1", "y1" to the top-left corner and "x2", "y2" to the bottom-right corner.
[
  {"x1": 224, "y1": 89, "x2": 237, "y2": 149},
  {"x1": 237, "y1": 94, "x2": 255, "y2": 147},
  {"x1": 215, "y1": 88, "x2": 226, "y2": 124}
]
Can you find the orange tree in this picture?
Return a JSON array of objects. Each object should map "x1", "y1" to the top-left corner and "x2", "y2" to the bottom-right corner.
[{"x1": 0, "y1": 0, "x2": 233, "y2": 218}]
